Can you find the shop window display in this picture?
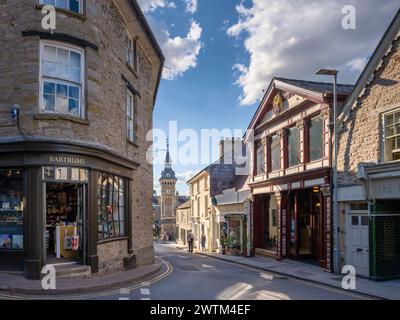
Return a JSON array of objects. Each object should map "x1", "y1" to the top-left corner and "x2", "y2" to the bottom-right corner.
[
  {"x1": 97, "y1": 172, "x2": 126, "y2": 240},
  {"x1": 0, "y1": 169, "x2": 24, "y2": 250}
]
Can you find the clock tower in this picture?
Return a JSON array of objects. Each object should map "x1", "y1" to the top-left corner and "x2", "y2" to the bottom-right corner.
[{"x1": 159, "y1": 140, "x2": 177, "y2": 240}]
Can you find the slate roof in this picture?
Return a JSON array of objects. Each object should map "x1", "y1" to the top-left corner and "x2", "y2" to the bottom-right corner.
[
  {"x1": 177, "y1": 200, "x2": 191, "y2": 210},
  {"x1": 274, "y1": 77, "x2": 354, "y2": 95},
  {"x1": 160, "y1": 167, "x2": 177, "y2": 180}
]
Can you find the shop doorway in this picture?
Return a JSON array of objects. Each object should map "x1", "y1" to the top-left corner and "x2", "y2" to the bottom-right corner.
[
  {"x1": 287, "y1": 189, "x2": 323, "y2": 262},
  {"x1": 45, "y1": 183, "x2": 87, "y2": 265}
]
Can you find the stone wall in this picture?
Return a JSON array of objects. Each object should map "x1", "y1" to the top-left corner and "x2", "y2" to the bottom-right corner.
[
  {"x1": 97, "y1": 240, "x2": 128, "y2": 274},
  {"x1": 336, "y1": 35, "x2": 400, "y2": 269},
  {"x1": 337, "y1": 36, "x2": 400, "y2": 185},
  {"x1": 0, "y1": 1, "x2": 161, "y2": 271}
]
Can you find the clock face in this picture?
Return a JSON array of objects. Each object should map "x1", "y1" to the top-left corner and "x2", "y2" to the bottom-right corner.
[{"x1": 166, "y1": 188, "x2": 171, "y2": 194}]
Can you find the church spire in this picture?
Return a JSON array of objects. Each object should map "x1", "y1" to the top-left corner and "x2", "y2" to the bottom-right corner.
[{"x1": 165, "y1": 139, "x2": 172, "y2": 169}]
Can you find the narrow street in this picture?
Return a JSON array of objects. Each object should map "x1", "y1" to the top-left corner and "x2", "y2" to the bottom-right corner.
[{"x1": 88, "y1": 244, "x2": 373, "y2": 301}]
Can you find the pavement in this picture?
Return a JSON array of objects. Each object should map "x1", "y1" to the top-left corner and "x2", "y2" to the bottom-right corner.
[
  {"x1": 0, "y1": 262, "x2": 162, "y2": 296},
  {"x1": 168, "y1": 242, "x2": 400, "y2": 300}
]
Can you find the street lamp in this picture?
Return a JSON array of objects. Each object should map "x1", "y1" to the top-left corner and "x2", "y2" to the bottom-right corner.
[{"x1": 316, "y1": 68, "x2": 340, "y2": 275}]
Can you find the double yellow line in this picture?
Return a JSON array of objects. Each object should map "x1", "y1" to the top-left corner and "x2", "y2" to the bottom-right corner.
[{"x1": 0, "y1": 258, "x2": 173, "y2": 300}]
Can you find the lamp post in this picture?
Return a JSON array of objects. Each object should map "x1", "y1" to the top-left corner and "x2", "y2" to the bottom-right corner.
[{"x1": 316, "y1": 68, "x2": 339, "y2": 275}]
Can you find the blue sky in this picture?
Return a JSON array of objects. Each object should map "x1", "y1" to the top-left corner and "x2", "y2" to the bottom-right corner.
[{"x1": 138, "y1": 0, "x2": 399, "y2": 196}]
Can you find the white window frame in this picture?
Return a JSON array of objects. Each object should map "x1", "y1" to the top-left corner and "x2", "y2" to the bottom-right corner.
[
  {"x1": 127, "y1": 33, "x2": 138, "y2": 73},
  {"x1": 40, "y1": 0, "x2": 83, "y2": 14},
  {"x1": 126, "y1": 89, "x2": 136, "y2": 142},
  {"x1": 39, "y1": 41, "x2": 85, "y2": 118},
  {"x1": 382, "y1": 108, "x2": 400, "y2": 163}
]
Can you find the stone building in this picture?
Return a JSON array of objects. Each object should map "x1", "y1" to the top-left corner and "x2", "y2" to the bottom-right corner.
[
  {"x1": 244, "y1": 77, "x2": 353, "y2": 271},
  {"x1": 214, "y1": 175, "x2": 251, "y2": 256},
  {"x1": 337, "y1": 10, "x2": 400, "y2": 280},
  {"x1": 187, "y1": 138, "x2": 244, "y2": 251},
  {"x1": 0, "y1": 0, "x2": 164, "y2": 279},
  {"x1": 176, "y1": 201, "x2": 191, "y2": 246}
]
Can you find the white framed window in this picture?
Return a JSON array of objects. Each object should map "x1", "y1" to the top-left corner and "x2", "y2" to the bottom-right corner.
[
  {"x1": 40, "y1": 0, "x2": 82, "y2": 14},
  {"x1": 40, "y1": 42, "x2": 85, "y2": 117},
  {"x1": 383, "y1": 108, "x2": 400, "y2": 162},
  {"x1": 126, "y1": 90, "x2": 136, "y2": 142},
  {"x1": 127, "y1": 34, "x2": 138, "y2": 72}
]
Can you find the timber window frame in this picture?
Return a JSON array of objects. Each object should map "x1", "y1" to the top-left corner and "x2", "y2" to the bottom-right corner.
[
  {"x1": 39, "y1": 41, "x2": 85, "y2": 118},
  {"x1": 127, "y1": 34, "x2": 139, "y2": 73},
  {"x1": 382, "y1": 108, "x2": 400, "y2": 162},
  {"x1": 39, "y1": 0, "x2": 83, "y2": 14},
  {"x1": 126, "y1": 88, "x2": 137, "y2": 144}
]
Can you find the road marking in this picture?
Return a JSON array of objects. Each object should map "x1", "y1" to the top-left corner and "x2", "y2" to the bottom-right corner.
[
  {"x1": 140, "y1": 288, "x2": 150, "y2": 295},
  {"x1": 120, "y1": 288, "x2": 130, "y2": 295},
  {"x1": 0, "y1": 258, "x2": 173, "y2": 301}
]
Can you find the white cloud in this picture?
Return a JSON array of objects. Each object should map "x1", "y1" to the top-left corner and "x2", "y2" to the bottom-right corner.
[
  {"x1": 158, "y1": 21, "x2": 203, "y2": 80},
  {"x1": 346, "y1": 57, "x2": 369, "y2": 72},
  {"x1": 228, "y1": 0, "x2": 399, "y2": 106},
  {"x1": 176, "y1": 170, "x2": 196, "y2": 182},
  {"x1": 184, "y1": 0, "x2": 198, "y2": 14},
  {"x1": 137, "y1": 0, "x2": 176, "y2": 12}
]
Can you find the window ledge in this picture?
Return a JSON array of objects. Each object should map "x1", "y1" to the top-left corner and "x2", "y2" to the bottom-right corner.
[
  {"x1": 35, "y1": 4, "x2": 86, "y2": 21},
  {"x1": 98, "y1": 236, "x2": 129, "y2": 245},
  {"x1": 127, "y1": 139, "x2": 139, "y2": 148},
  {"x1": 126, "y1": 63, "x2": 139, "y2": 79},
  {"x1": 34, "y1": 113, "x2": 90, "y2": 125}
]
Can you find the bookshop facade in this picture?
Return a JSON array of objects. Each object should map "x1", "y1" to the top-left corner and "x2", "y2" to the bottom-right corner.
[{"x1": 0, "y1": 141, "x2": 137, "y2": 279}]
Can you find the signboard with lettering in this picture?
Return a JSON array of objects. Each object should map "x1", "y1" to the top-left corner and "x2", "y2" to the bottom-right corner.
[
  {"x1": 49, "y1": 156, "x2": 86, "y2": 165},
  {"x1": 370, "y1": 178, "x2": 400, "y2": 199}
]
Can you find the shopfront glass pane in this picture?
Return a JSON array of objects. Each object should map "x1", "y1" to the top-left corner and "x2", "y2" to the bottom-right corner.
[
  {"x1": 0, "y1": 170, "x2": 24, "y2": 250},
  {"x1": 55, "y1": 167, "x2": 68, "y2": 180},
  {"x1": 309, "y1": 116, "x2": 324, "y2": 161},
  {"x1": 97, "y1": 172, "x2": 126, "y2": 239},
  {"x1": 265, "y1": 196, "x2": 278, "y2": 250},
  {"x1": 71, "y1": 168, "x2": 80, "y2": 181}
]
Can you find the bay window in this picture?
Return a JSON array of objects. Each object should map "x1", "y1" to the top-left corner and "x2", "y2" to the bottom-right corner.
[
  {"x1": 0, "y1": 170, "x2": 24, "y2": 250},
  {"x1": 126, "y1": 89, "x2": 136, "y2": 142},
  {"x1": 288, "y1": 126, "x2": 300, "y2": 167},
  {"x1": 40, "y1": 42, "x2": 84, "y2": 117},
  {"x1": 271, "y1": 134, "x2": 281, "y2": 171},
  {"x1": 309, "y1": 115, "x2": 324, "y2": 162},
  {"x1": 40, "y1": 0, "x2": 82, "y2": 14},
  {"x1": 97, "y1": 172, "x2": 126, "y2": 240},
  {"x1": 383, "y1": 109, "x2": 400, "y2": 162}
]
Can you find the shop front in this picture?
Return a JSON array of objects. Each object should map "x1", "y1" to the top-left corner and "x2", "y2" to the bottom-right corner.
[
  {"x1": 339, "y1": 163, "x2": 400, "y2": 281},
  {"x1": 0, "y1": 141, "x2": 136, "y2": 279},
  {"x1": 284, "y1": 188, "x2": 326, "y2": 264},
  {"x1": 251, "y1": 172, "x2": 332, "y2": 270}
]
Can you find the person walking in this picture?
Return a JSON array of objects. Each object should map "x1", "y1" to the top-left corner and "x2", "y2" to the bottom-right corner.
[
  {"x1": 187, "y1": 230, "x2": 194, "y2": 253},
  {"x1": 201, "y1": 233, "x2": 207, "y2": 252}
]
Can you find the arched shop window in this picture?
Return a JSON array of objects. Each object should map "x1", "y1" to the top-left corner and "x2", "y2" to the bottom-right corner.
[
  {"x1": 97, "y1": 172, "x2": 126, "y2": 240},
  {"x1": 0, "y1": 169, "x2": 24, "y2": 250}
]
